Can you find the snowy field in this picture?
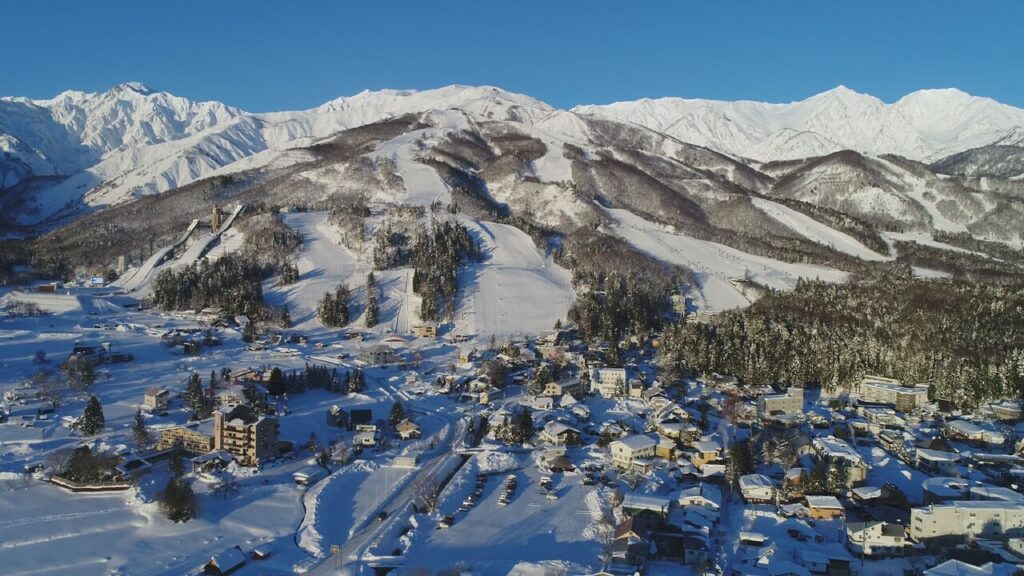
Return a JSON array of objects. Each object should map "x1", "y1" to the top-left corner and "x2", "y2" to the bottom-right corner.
[{"x1": 606, "y1": 208, "x2": 848, "y2": 311}]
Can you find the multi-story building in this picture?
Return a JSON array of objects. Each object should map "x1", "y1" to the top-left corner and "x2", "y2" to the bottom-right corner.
[
  {"x1": 589, "y1": 367, "x2": 628, "y2": 398},
  {"x1": 757, "y1": 387, "x2": 804, "y2": 419},
  {"x1": 846, "y1": 521, "x2": 907, "y2": 557},
  {"x1": 156, "y1": 421, "x2": 215, "y2": 455},
  {"x1": 855, "y1": 376, "x2": 929, "y2": 412},
  {"x1": 812, "y1": 436, "x2": 869, "y2": 485},
  {"x1": 610, "y1": 434, "x2": 656, "y2": 470},
  {"x1": 911, "y1": 501, "x2": 1024, "y2": 543},
  {"x1": 542, "y1": 378, "x2": 586, "y2": 398},
  {"x1": 213, "y1": 405, "x2": 279, "y2": 467}
]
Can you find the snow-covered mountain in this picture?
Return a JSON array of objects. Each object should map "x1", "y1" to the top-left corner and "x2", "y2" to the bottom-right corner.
[
  {"x1": 5, "y1": 83, "x2": 1024, "y2": 228},
  {"x1": 23, "y1": 82, "x2": 1024, "y2": 315},
  {"x1": 574, "y1": 86, "x2": 1024, "y2": 163}
]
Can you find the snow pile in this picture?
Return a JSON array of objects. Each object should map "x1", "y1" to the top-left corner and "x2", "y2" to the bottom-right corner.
[{"x1": 476, "y1": 449, "x2": 519, "y2": 474}]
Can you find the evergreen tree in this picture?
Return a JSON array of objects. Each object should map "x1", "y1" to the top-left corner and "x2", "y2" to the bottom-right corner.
[
  {"x1": 184, "y1": 372, "x2": 210, "y2": 420},
  {"x1": 347, "y1": 369, "x2": 365, "y2": 394},
  {"x1": 168, "y1": 448, "x2": 185, "y2": 478},
  {"x1": 317, "y1": 283, "x2": 351, "y2": 326},
  {"x1": 133, "y1": 407, "x2": 149, "y2": 449},
  {"x1": 65, "y1": 357, "x2": 97, "y2": 391},
  {"x1": 389, "y1": 402, "x2": 407, "y2": 427},
  {"x1": 267, "y1": 367, "x2": 285, "y2": 396},
  {"x1": 158, "y1": 477, "x2": 197, "y2": 523},
  {"x1": 529, "y1": 364, "x2": 554, "y2": 396},
  {"x1": 77, "y1": 395, "x2": 105, "y2": 435}
]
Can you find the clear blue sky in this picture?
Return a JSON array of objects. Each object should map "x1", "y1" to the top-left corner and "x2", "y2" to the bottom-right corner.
[{"x1": 3, "y1": 1, "x2": 1022, "y2": 111}]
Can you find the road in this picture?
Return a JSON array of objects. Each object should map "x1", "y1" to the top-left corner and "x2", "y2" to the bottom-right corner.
[{"x1": 304, "y1": 405, "x2": 468, "y2": 575}]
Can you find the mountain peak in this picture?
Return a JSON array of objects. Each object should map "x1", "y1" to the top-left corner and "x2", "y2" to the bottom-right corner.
[{"x1": 111, "y1": 81, "x2": 154, "y2": 95}]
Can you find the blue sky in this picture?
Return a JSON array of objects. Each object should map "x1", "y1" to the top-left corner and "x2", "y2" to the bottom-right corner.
[{"x1": 3, "y1": 1, "x2": 1022, "y2": 111}]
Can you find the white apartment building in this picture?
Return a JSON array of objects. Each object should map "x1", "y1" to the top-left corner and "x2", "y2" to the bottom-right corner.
[
  {"x1": 911, "y1": 501, "x2": 1024, "y2": 542},
  {"x1": 813, "y1": 436, "x2": 869, "y2": 485},
  {"x1": 856, "y1": 376, "x2": 929, "y2": 412},
  {"x1": 589, "y1": 367, "x2": 628, "y2": 398},
  {"x1": 757, "y1": 387, "x2": 804, "y2": 418}
]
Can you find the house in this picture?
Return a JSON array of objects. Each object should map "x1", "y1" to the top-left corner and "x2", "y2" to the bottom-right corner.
[
  {"x1": 228, "y1": 368, "x2": 261, "y2": 382},
  {"x1": 846, "y1": 521, "x2": 907, "y2": 557},
  {"x1": 911, "y1": 501, "x2": 1024, "y2": 543},
  {"x1": 689, "y1": 439, "x2": 722, "y2": 469},
  {"x1": 739, "y1": 474, "x2": 776, "y2": 503},
  {"x1": 214, "y1": 405, "x2": 279, "y2": 467},
  {"x1": 626, "y1": 378, "x2": 645, "y2": 398},
  {"x1": 805, "y1": 495, "x2": 845, "y2": 519},
  {"x1": 411, "y1": 323, "x2": 437, "y2": 338},
  {"x1": 529, "y1": 396, "x2": 555, "y2": 411},
  {"x1": 326, "y1": 405, "x2": 349, "y2": 428},
  {"x1": 611, "y1": 517, "x2": 651, "y2": 572},
  {"x1": 812, "y1": 436, "x2": 868, "y2": 485},
  {"x1": 589, "y1": 367, "x2": 628, "y2": 398},
  {"x1": 676, "y1": 484, "x2": 722, "y2": 512},
  {"x1": 655, "y1": 435, "x2": 677, "y2": 460},
  {"x1": 395, "y1": 419, "x2": 421, "y2": 440},
  {"x1": 156, "y1": 421, "x2": 216, "y2": 455},
  {"x1": 541, "y1": 421, "x2": 581, "y2": 445},
  {"x1": 354, "y1": 424, "x2": 379, "y2": 447},
  {"x1": 915, "y1": 448, "x2": 960, "y2": 476},
  {"x1": 542, "y1": 378, "x2": 586, "y2": 399},
  {"x1": 142, "y1": 388, "x2": 169, "y2": 412},
  {"x1": 757, "y1": 387, "x2": 804, "y2": 419},
  {"x1": 202, "y1": 545, "x2": 247, "y2": 575},
  {"x1": 293, "y1": 465, "x2": 326, "y2": 486},
  {"x1": 359, "y1": 344, "x2": 398, "y2": 365},
  {"x1": 622, "y1": 493, "x2": 671, "y2": 519},
  {"x1": 610, "y1": 435, "x2": 657, "y2": 470}
]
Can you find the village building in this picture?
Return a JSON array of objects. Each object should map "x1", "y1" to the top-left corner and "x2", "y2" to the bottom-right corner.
[
  {"x1": 911, "y1": 501, "x2": 1024, "y2": 543},
  {"x1": 610, "y1": 434, "x2": 657, "y2": 470},
  {"x1": 542, "y1": 378, "x2": 586, "y2": 398},
  {"x1": 805, "y1": 495, "x2": 845, "y2": 520},
  {"x1": 812, "y1": 436, "x2": 868, "y2": 485},
  {"x1": 589, "y1": 366, "x2": 628, "y2": 398},
  {"x1": 156, "y1": 421, "x2": 216, "y2": 455},
  {"x1": 359, "y1": 343, "x2": 398, "y2": 365},
  {"x1": 855, "y1": 376, "x2": 929, "y2": 412},
  {"x1": 202, "y1": 545, "x2": 247, "y2": 575},
  {"x1": 541, "y1": 421, "x2": 581, "y2": 445},
  {"x1": 757, "y1": 387, "x2": 804, "y2": 419},
  {"x1": 689, "y1": 439, "x2": 723, "y2": 469},
  {"x1": 213, "y1": 405, "x2": 279, "y2": 467},
  {"x1": 915, "y1": 448, "x2": 960, "y2": 476},
  {"x1": 945, "y1": 419, "x2": 1006, "y2": 445},
  {"x1": 395, "y1": 419, "x2": 421, "y2": 440},
  {"x1": 143, "y1": 388, "x2": 169, "y2": 412},
  {"x1": 621, "y1": 493, "x2": 672, "y2": 519},
  {"x1": 739, "y1": 473, "x2": 776, "y2": 503},
  {"x1": 411, "y1": 323, "x2": 437, "y2": 338},
  {"x1": 845, "y1": 521, "x2": 907, "y2": 557},
  {"x1": 354, "y1": 423, "x2": 379, "y2": 447}
]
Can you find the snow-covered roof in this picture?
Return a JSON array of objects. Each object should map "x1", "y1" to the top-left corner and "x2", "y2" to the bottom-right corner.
[
  {"x1": 621, "y1": 493, "x2": 671, "y2": 512},
  {"x1": 613, "y1": 434, "x2": 656, "y2": 451},
  {"x1": 739, "y1": 474, "x2": 775, "y2": 490},
  {"x1": 693, "y1": 440, "x2": 721, "y2": 453},
  {"x1": 812, "y1": 436, "x2": 863, "y2": 463},
  {"x1": 924, "y1": 559, "x2": 1017, "y2": 576},
  {"x1": 917, "y1": 447, "x2": 959, "y2": 462},
  {"x1": 804, "y1": 495, "x2": 843, "y2": 510},
  {"x1": 970, "y1": 485, "x2": 1024, "y2": 503}
]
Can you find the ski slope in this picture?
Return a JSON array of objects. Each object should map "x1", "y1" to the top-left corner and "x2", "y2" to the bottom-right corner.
[
  {"x1": 606, "y1": 208, "x2": 847, "y2": 312},
  {"x1": 265, "y1": 212, "x2": 363, "y2": 329},
  {"x1": 454, "y1": 218, "x2": 576, "y2": 339},
  {"x1": 114, "y1": 218, "x2": 199, "y2": 292},
  {"x1": 369, "y1": 129, "x2": 451, "y2": 207},
  {"x1": 751, "y1": 197, "x2": 889, "y2": 261}
]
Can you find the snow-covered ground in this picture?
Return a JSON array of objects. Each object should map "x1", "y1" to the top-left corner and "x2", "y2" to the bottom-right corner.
[
  {"x1": 454, "y1": 218, "x2": 576, "y2": 339},
  {"x1": 606, "y1": 208, "x2": 847, "y2": 312},
  {"x1": 751, "y1": 197, "x2": 889, "y2": 261}
]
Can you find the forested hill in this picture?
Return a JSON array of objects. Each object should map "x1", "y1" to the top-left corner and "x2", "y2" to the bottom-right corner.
[{"x1": 658, "y1": 275, "x2": 1024, "y2": 409}]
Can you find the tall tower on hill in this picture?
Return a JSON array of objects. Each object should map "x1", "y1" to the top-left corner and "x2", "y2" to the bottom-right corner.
[{"x1": 211, "y1": 205, "x2": 221, "y2": 230}]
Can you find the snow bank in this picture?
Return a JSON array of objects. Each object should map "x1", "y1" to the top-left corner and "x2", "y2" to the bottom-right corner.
[{"x1": 476, "y1": 449, "x2": 519, "y2": 474}]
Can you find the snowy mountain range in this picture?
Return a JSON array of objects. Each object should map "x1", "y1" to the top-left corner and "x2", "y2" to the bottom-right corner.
[
  {"x1": 3, "y1": 83, "x2": 1024, "y2": 229},
  {"x1": 9, "y1": 82, "x2": 1024, "y2": 313}
]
